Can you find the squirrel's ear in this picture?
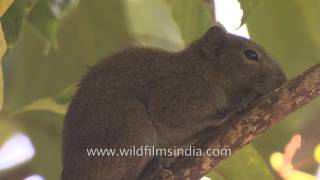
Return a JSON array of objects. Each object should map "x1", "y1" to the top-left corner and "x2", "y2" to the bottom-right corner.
[{"x1": 201, "y1": 26, "x2": 228, "y2": 58}]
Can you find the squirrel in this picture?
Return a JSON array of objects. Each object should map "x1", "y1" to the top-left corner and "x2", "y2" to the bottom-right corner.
[{"x1": 61, "y1": 26, "x2": 286, "y2": 180}]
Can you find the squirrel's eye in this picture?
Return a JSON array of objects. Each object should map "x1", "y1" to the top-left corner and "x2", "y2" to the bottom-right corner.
[{"x1": 244, "y1": 49, "x2": 259, "y2": 61}]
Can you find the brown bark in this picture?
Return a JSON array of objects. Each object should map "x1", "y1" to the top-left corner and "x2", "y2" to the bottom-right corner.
[{"x1": 165, "y1": 63, "x2": 320, "y2": 180}]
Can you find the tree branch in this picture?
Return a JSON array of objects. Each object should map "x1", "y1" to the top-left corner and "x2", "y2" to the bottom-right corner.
[{"x1": 165, "y1": 63, "x2": 320, "y2": 180}]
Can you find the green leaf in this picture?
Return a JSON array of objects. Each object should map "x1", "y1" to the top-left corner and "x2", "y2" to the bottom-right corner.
[
  {"x1": 49, "y1": 0, "x2": 79, "y2": 19},
  {"x1": 169, "y1": 0, "x2": 213, "y2": 45},
  {"x1": 0, "y1": 62, "x2": 4, "y2": 111},
  {"x1": 15, "y1": 97, "x2": 67, "y2": 115},
  {"x1": 238, "y1": 0, "x2": 265, "y2": 25},
  {"x1": 1, "y1": 0, "x2": 39, "y2": 47},
  {"x1": 0, "y1": 23, "x2": 7, "y2": 110},
  {"x1": 56, "y1": 83, "x2": 77, "y2": 104},
  {"x1": 125, "y1": 0, "x2": 183, "y2": 51},
  {"x1": 27, "y1": 0, "x2": 79, "y2": 48},
  {"x1": 1, "y1": 0, "x2": 78, "y2": 48},
  {"x1": 3, "y1": 0, "x2": 132, "y2": 112},
  {"x1": 0, "y1": 0, "x2": 33, "y2": 110},
  {"x1": 0, "y1": 0, "x2": 14, "y2": 16},
  {"x1": 207, "y1": 145, "x2": 274, "y2": 180}
]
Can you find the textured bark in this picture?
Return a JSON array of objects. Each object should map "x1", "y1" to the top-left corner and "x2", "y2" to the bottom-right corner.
[{"x1": 164, "y1": 63, "x2": 320, "y2": 180}]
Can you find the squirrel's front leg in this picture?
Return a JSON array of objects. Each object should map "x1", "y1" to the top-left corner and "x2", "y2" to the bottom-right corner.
[{"x1": 138, "y1": 156, "x2": 177, "y2": 180}]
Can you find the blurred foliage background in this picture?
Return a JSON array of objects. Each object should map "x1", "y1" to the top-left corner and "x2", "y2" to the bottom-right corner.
[{"x1": 0, "y1": 0, "x2": 319, "y2": 179}]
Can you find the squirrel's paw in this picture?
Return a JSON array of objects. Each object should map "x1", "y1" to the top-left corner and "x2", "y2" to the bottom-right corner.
[
  {"x1": 139, "y1": 156, "x2": 176, "y2": 180},
  {"x1": 152, "y1": 167, "x2": 173, "y2": 180}
]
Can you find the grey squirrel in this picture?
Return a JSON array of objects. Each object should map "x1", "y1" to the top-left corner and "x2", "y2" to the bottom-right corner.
[{"x1": 61, "y1": 26, "x2": 286, "y2": 180}]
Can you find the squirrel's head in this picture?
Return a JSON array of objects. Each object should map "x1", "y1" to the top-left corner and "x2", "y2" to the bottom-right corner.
[{"x1": 200, "y1": 26, "x2": 287, "y2": 97}]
